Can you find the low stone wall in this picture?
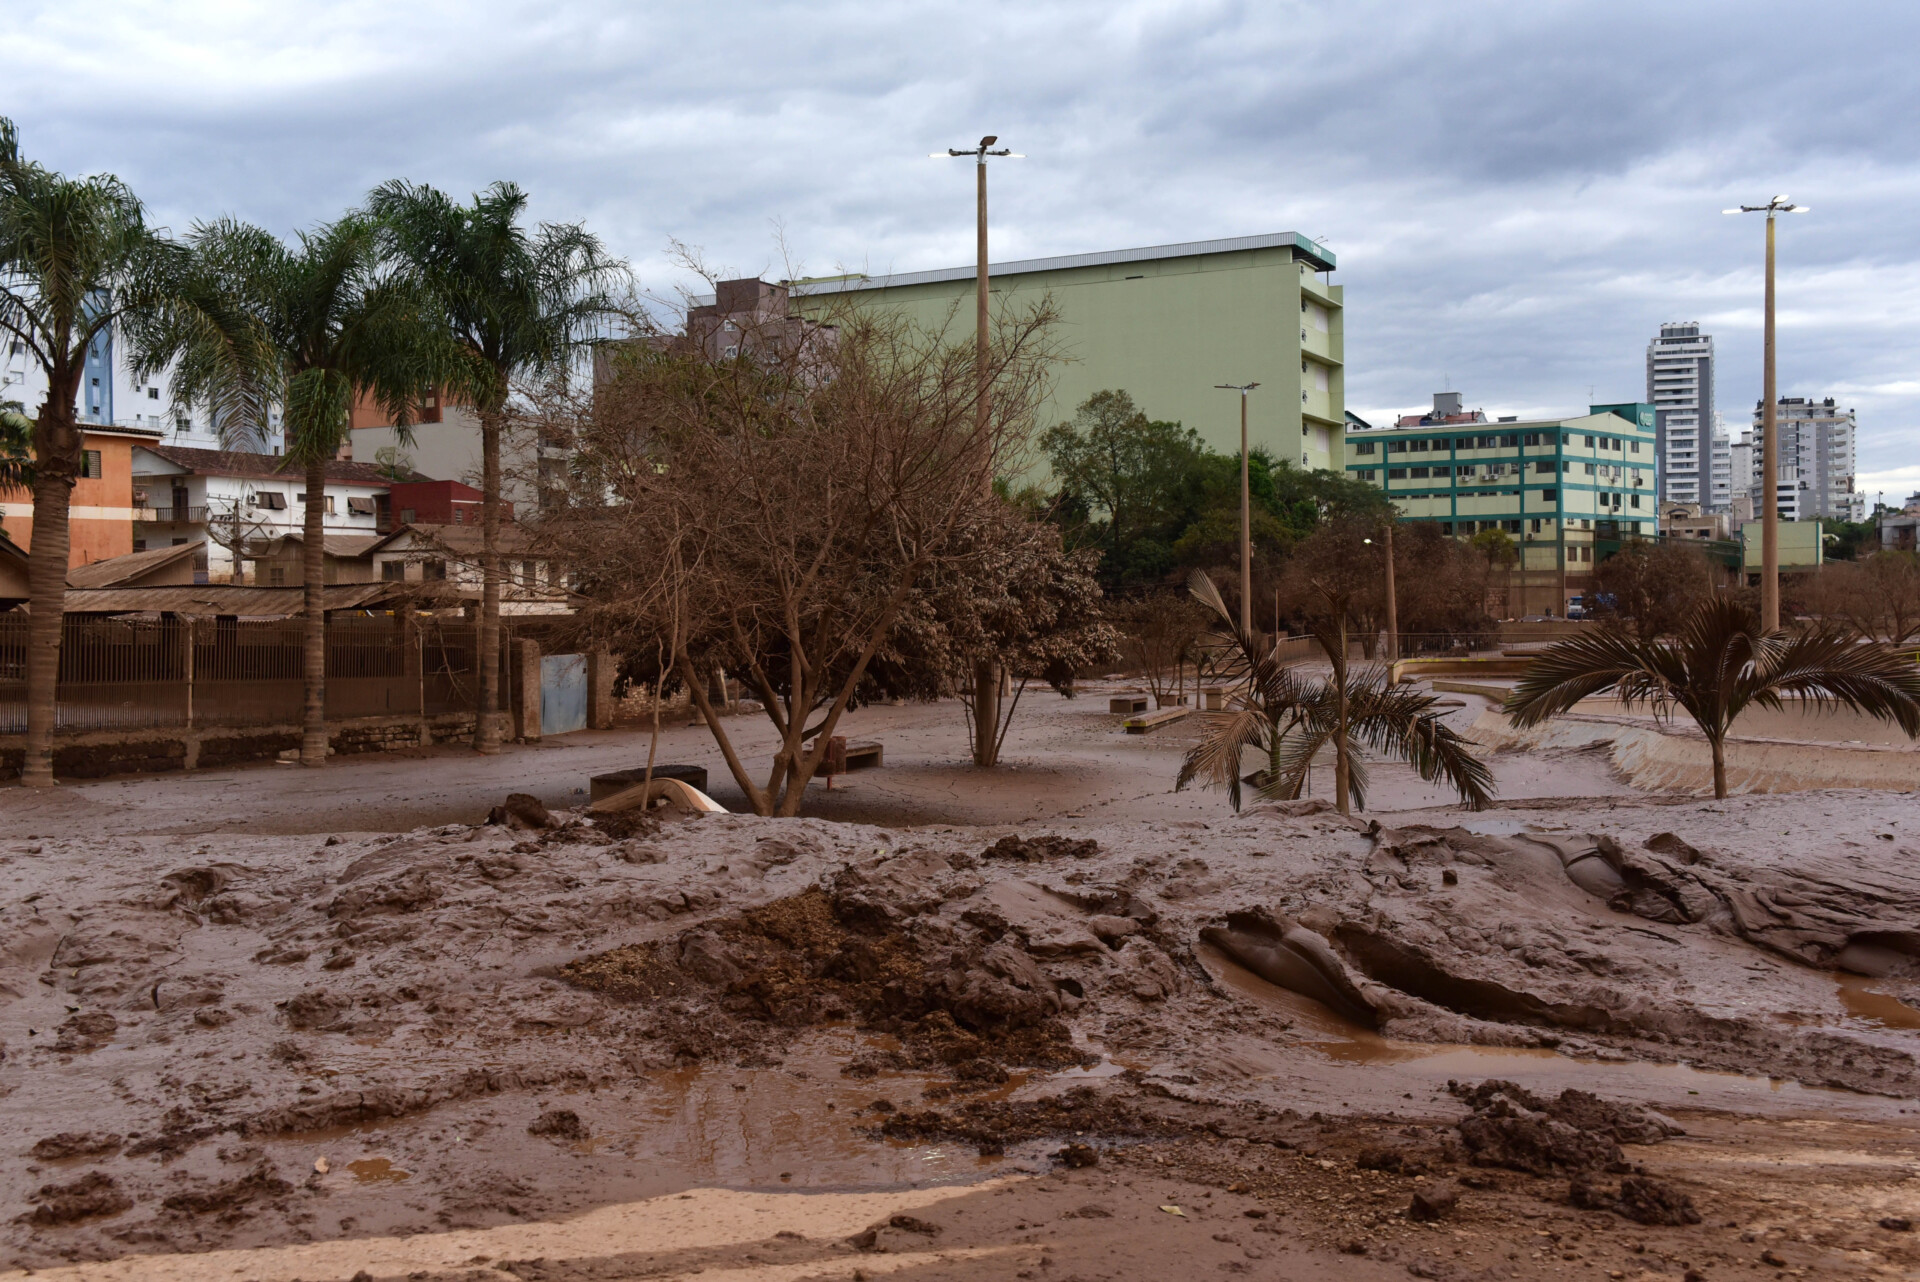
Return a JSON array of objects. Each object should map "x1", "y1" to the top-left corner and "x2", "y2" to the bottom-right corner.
[
  {"x1": 0, "y1": 711, "x2": 480, "y2": 782},
  {"x1": 1470, "y1": 708, "x2": 1920, "y2": 795}
]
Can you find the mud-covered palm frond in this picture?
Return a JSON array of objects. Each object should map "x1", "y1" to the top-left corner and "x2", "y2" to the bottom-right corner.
[
  {"x1": 1177, "y1": 706, "x2": 1272, "y2": 811},
  {"x1": 1746, "y1": 619, "x2": 1920, "y2": 736},
  {"x1": 0, "y1": 402, "x2": 32, "y2": 489},
  {"x1": 1343, "y1": 669, "x2": 1495, "y2": 810},
  {"x1": 1504, "y1": 625, "x2": 1688, "y2": 728}
]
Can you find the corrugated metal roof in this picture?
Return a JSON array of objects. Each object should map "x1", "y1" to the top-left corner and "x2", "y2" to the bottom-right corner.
[
  {"x1": 770, "y1": 232, "x2": 1337, "y2": 300},
  {"x1": 66, "y1": 540, "x2": 204, "y2": 589},
  {"x1": 59, "y1": 583, "x2": 398, "y2": 617}
]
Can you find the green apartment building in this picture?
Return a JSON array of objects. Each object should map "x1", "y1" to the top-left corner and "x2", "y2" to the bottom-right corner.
[
  {"x1": 1345, "y1": 396, "x2": 1659, "y2": 615},
  {"x1": 790, "y1": 232, "x2": 1346, "y2": 470}
]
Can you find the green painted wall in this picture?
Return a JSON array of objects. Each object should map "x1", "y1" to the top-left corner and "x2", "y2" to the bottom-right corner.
[{"x1": 794, "y1": 238, "x2": 1345, "y2": 471}]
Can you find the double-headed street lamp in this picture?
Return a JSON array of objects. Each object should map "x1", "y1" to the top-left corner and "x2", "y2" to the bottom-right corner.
[
  {"x1": 1215, "y1": 383, "x2": 1260, "y2": 638},
  {"x1": 932, "y1": 136, "x2": 1022, "y2": 444},
  {"x1": 933, "y1": 135, "x2": 1022, "y2": 768},
  {"x1": 1724, "y1": 195, "x2": 1809, "y2": 631}
]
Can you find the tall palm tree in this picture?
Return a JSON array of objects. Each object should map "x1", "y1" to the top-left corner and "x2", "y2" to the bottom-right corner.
[
  {"x1": 161, "y1": 216, "x2": 444, "y2": 765},
  {"x1": 1506, "y1": 597, "x2": 1920, "y2": 798},
  {"x1": 0, "y1": 118, "x2": 193, "y2": 786},
  {"x1": 1178, "y1": 570, "x2": 1493, "y2": 814},
  {"x1": 366, "y1": 180, "x2": 627, "y2": 754}
]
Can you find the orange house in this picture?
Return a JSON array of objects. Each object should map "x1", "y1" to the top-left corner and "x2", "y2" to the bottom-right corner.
[{"x1": 0, "y1": 423, "x2": 162, "y2": 568}]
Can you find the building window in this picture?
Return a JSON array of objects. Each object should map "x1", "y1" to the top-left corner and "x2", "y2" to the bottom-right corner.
[
  {"x1": 1522, "y1": 432, "x2": 1540, "y2": 446},
  {"x1": 1584, "y1": 435, "x2": 1595, "y2": 447},
  {"x1": 1630, "y1": 441, "x2": 1640, "y2": 453},
  {"x1": 1354, "y1": 441, "x2": 1375, "y2": 456},
  {"x1": 80, "y1": 449, "x2": 102, "y2": 479},
  {"x1": 1541, "y1": 489, "x2": 1557, "y2": 503},
  {"x1": 453, "y1": 508, "x2": 464, "y2": 524},
  {"x1": 381, "y1": 561, "x2": 404, "y2": 581},
  {"x1": 424, "y1": 559, "x2": 447, "y2": 580},
  {"x1": 1504, "y1": 520, "x2": 1523, "y2": 534},
  {"x1": 1430, "y1": 465, "x2": 1450, "y2": 478},
  {"x1": 1439, "y1": 522, "x2": 1453, "y2": 534},
  {"x1": 1389, "y1": 441, "x2": 1407, "y2": 453},
  {"x1": 1533, "y1": 460, "x2": 1555, "y2": 474},
  {"x1": 148, "y1": 387, "x2": 159, "y2": 400},
  {"x1": 1387, "y1": 468, "x2": 1407, "y2": 480},
  {"x1": 1583, "y1": 462, "x2": 1596, "y2": 475},
  {"x1": 400, "y1": 508, "x2": 417, "y2": 524},
  {"x1": 268, "y1": 566, "x2": 286, "y2": 586},
  {"x1": 1500, "y1": 434, "x2": 1518, "y2": 448},
  {"x1": 1409, "y1": 467, "x2": 1428, "y2": 479},
  {"x1": 1630, "y1": 495, "x2": 1640, "y2": 508},
  {"x1": 1412, "y1": 439, "x2": 1429, "y2": 452}
]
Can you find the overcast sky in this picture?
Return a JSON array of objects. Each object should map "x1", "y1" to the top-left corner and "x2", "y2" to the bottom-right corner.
[{"x1": 11, "y1": 0, "x2": 1918, "y2": 499}]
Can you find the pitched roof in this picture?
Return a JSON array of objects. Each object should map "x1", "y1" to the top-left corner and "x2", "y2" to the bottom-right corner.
[
  {"x1": 368, "y1": 522, "x2": 538, "y2": 559},
  {"x1": 266, "y1": 532, "x2": 385, "y2": 559},
  {"x1": 66, "y1": 540, "x2": 204, "y2": 589},
  {"x1": 136, "y1": 444, "x2": 427, "y2": 485},
  {"x1": 58, "y1": 582, "x2": 397, "y2": 617}
]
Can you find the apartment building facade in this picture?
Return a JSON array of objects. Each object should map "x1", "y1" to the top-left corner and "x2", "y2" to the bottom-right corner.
[
  {"x1": 1748, "y1": 397, "x2": 1863, "y2": 522},
  {"x1": 0, "y1": 421, "x2": 162, "y2": 566},
  {"x1": 130, "y1": 446, "x2": 418, "y2": 582},
  {"x1": 1645, "y1": 322, "x2": 1714, "y2": 508},
  {"x1": 785, "y1": 233, "x2": 1346, "y2": 471},
  {"x1": 1346, "y1": 396, "x2": 1659, "y2": 615}
]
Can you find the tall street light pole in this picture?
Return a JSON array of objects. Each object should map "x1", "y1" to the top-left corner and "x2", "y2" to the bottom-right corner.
[
  {"x1": 935, "y1": 135, "x2": 1020, "y2": 767},
  {"x1": 1215, "y1": 383, "x2": 1260, "y2": 637},
  {"x1": 1725, "y1": 195, "x2": 1809, "y2": 631}
]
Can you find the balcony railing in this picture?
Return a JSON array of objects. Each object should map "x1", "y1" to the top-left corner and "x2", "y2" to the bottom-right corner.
[{"x1": 134, "y1": 506, "x2": 209, "y2": 524}]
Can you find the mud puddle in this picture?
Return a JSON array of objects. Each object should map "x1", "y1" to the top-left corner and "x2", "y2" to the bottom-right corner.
[
  {"x1": 1837, "y1": 975, "x2": 1920, "y2": 1030},
  {"x1": 1197, "y1": 942, "x2": 1866, "y2": 1111}
]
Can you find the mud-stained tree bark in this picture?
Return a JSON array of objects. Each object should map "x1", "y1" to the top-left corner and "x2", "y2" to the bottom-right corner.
[
  {"x1": 476, "y1": 409, "x2": 504, "y2": 753},
  {"x1": 299, "y1": 454, "x2": 328, "y2": 763}
]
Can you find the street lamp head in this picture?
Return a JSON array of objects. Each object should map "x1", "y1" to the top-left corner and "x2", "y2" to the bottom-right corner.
[
  {"x1": 980, "y1": 135, "x2": 998, "y2": 147},
  {"x1": 1772, "y1": 194, "x2": 1790, "y2": 204}
]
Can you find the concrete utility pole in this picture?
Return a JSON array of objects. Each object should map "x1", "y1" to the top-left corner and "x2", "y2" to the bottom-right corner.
[
  {"x1": 936, "y1": 135, "x2": 1020, "y2": 766},
  {"x1": 1366, "y1": 520, "x2": 1400, "y2": 663},
  {"x1": 1215, "y1": 383, "x2": 1260, "y2": 636},
  {"x1": 1726, "y1": 196, "x2": 1809, "y2": 631}
]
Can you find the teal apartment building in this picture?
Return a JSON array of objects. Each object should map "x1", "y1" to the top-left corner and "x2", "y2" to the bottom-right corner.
[{"x1": 1345, "y1": 395, "x2": 1659, "y2": 615}]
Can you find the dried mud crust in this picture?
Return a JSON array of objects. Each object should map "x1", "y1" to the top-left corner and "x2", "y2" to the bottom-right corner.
[{"x1": 561, "y1": 880, "x2": 1095, "y2": 1080}]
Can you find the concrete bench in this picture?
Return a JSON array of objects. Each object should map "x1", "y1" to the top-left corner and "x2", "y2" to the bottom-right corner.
[
  {"x1": 1200, "y1": 688, "x2": 1226, "y2": 711},
  {"x1": 1109, "y1": 695, "x2": 1150, "y2": 715},
  {"x1": 590, "y1": 763, "x2": 709, "y2": 803},
  {"x1": 1123, "y1": 707, "x2": 1191, "y2": 734}
]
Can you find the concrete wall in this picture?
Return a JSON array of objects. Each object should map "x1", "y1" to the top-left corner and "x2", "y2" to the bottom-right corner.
[{"x1": 795, "y1": 240, "x2": 1345, "y2": 471}]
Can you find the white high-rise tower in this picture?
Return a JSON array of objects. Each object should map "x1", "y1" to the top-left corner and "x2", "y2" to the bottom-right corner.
[{"x1": 1646, "y1": 322, "x2": 1715, "y2": 507}]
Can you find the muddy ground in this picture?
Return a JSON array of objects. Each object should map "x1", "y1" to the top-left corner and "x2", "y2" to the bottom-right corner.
[{"x1": 4, "y1": 688, "x2": 1920, "y2": 1279}]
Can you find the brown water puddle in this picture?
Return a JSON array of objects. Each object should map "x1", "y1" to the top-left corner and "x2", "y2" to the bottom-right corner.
[
  {"x1": 1837, "y1": 975, "x2": 1920, "y2": 1030},
  {"x1": 347, "y1": 1157, "x2": 410, "y2": 1185},
  {"x1": 1196, "y1": 940, "x2": 1433, "y2": 1064}
]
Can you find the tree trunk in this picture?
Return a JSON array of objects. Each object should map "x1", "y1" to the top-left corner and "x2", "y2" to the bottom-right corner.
[
  {"x1": 971, "y1": 657, "x2": 1002, "y2": 767},
  {"x1": 475, "y1": 410, "x2": 503, "y2": 753},
  {"x1": 1710, "y1": 733, "x2": 1727, "y2": 800},
  {"x1": 299, "y1": 455, "x2": 328, "y2": 766},
  {"x1": 1333, "y1": 614, "x2": 1352, "y2": 816},
  {"x1": 21, "y1": 465, "x2": 74, "y2": 787}
]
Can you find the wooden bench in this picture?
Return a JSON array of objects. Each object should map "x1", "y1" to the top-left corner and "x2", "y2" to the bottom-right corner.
[
  {"x1": 590, "y1": 763, "x2": 709, "y2": 803},
  {"x1": 1200, "y1": 688, "x2": 1226, "y2": 711},
  {"x1": 1109, "y1": 695, "x2": 1150, "y2": 715},
  {"x1": 1123, "y1": 707, "x2": 1191, "y2": 734},
  {"x1": 809, "y1": 735, "x2": 883, "y2": 776}
]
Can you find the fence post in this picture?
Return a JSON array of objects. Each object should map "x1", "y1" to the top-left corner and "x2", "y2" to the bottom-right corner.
[
  {"x1": 586, "y1": 648, "x2": 615, "y2": 730},
  {"x1": 180, "y1": 617, "x2": 199, "y2": 770},
  {"x1": 512, "y1": 637, "x2": 543, "y2": 742}
]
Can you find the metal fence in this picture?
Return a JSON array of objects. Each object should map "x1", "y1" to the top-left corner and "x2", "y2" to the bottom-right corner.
[{"x1": 0, "y1": 614, "x2": 484, "y2": 735}]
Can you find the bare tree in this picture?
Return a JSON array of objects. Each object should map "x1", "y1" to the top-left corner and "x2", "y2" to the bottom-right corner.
[
  {"x1": 546, "y1": 293, "x2": 1057, "y2": 816},
  {"x1": 1116, "y1": 592, "x2": 1210, "y2": 708}
]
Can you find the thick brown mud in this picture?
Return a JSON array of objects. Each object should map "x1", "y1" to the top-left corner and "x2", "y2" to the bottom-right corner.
[{"x1": 4, "y1": 789, "x2": 1920, "y2": 1275}]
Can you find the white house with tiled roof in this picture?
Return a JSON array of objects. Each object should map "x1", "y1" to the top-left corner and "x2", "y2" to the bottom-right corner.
[{"x1": 130, "y1": 445, "x2": 425, "y2": 583}]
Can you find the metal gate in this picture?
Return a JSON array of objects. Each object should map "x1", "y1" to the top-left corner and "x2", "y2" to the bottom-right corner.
[{"x1": 540, "y1": 653, "x2": 587, "y2": 736}]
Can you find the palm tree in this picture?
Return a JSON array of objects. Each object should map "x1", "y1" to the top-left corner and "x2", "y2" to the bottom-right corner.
[
  {"x1": 366, "y1": 180, "x2": 627, "y2": 754},
  {"x1": 0, "y1": 118, "x2": 192, "y2": 786},
  {"x1": 161, "y1": 216, "x2": 445, "y2": 765},
  {"x1": 1177, "y1": 570, "x2": 1494, "y2": 815},
  {"x1": 1505, "y1": 597, "x2": 1920, "y2": 798}
]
